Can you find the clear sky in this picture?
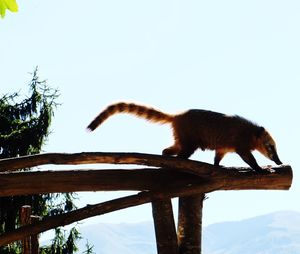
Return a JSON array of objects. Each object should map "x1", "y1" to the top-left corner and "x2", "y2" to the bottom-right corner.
[{"x1": 1, "y1": 0, "x2": 300, "y2": 228}]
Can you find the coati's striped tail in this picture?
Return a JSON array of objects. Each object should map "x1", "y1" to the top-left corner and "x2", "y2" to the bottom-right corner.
[{"x1": 87, "y1": 102, "x2": 174, "y2": 131}]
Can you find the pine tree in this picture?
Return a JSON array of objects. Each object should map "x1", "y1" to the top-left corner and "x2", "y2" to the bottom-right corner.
[{"x1": 0, "y1": 68, "x2": 80, "y2": 253}]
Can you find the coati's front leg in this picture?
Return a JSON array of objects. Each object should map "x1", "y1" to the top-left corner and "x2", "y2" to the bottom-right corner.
[
  {"x1": 214, "y1": 150, "x2": 226, "y2": 166},
  {"x1": 236, "y1": 150, "x2": 263, "y2": 171},
  {"x1": 162, "y1": 145, "x2": 180, "y2": 156}
]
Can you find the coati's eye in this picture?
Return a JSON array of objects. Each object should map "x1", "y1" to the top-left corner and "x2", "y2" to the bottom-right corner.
[{"x1": 266, "y1": 144, "x2": 275, "y2": 154}]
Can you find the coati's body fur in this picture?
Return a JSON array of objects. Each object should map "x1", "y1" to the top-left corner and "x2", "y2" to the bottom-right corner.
[{"x1": 87, "y1": 102, "x2": 282, "y2": 171}]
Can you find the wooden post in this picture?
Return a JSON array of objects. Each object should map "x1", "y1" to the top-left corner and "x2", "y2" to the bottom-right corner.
[
  {"x1": 152, "y1": 199, "x2": 178, "y2": 254},
  {"x1": 20, "y1": 205, "x2": 31, "y2": 254},
  {"x1": 30, "y1": 216, "x2": 41, "y2": 254},
  {"x1": 177, "y1": 194, "x2": 205, "y2": 254}
]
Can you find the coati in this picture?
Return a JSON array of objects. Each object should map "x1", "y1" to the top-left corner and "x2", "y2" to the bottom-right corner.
[{"x1": 87, "y1": 102, "x2": 282, "y2": 171}]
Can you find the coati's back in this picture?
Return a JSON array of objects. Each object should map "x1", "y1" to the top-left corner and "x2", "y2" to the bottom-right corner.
[{"x1": 172, "y1": 109, "x2": 261, "y2": 151}]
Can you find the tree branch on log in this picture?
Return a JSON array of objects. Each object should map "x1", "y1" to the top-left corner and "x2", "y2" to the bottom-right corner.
[
  {"x1": 0, "y1": 166, "x2": 292, "y2": 197},
  {"x1": 0, "y1": 152, "x2": 221, "y2": 175}
]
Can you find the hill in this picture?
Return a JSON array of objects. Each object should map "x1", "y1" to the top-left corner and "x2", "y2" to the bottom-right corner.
[{"x1": 203, "y1": 211, "x2": 300, "y2": 254}]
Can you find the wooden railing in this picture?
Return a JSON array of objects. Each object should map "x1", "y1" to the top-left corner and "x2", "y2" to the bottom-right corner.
[{"x1": 0, "y1": 152, "x2": 293, "y2": 254}]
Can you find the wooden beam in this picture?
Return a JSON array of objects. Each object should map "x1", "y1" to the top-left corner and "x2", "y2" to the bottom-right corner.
[
  {"x1": 152, "y1": 199, "x2": 178, "y2": 254},
  {"x1": 0, "y1": 188, "x2": 209, "y2": 247},
  {"x1": 0, "y1": 166, "x2": 293, "y2": 197},
  {"x1": 0, "y1": 191, "x2": 163, "y2": 246}
]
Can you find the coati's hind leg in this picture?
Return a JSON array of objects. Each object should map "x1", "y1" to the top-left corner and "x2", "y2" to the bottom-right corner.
[
  {"x1": 176, "y1": 143, "x2": 198, "y2": 159},
  {"x1": 162, "y1": 143, "x2": 197, "y2": 159},
  {"x1": 176, "y1": 147, "x2": 197, "y2": 159},
  {"x1": 236, "y1": 150, "x2": 263, "y2": 171},
  {"x1": 162, "y1": 128, "x2": 184, "y2": 157},
  {"x1": 166, "y1": 126, "x2": 197, "y2": 159}
]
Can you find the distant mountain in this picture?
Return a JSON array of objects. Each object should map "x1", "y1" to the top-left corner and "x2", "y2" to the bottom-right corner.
[
  {"x1": 76, "y1": 211, "x2": 300, "y2": 254},
  {"x1": 203, "y1": 211, "x2": 300, "y2": 254}
]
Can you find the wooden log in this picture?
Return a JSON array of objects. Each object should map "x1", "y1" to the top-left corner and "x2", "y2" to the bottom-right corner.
[
  {"x1": 0, "y1": 166, "x2": 293, "y2": 197},
  {"x1": 0, "y1": 168, "x2": 198, "y2": 196},
  {"x1": 152, "y1": 199, "x2": 178, "y2": 254},
  {"x1": 177, "y1": 194, "x2": 205, "y2": 254},
  {"x1": 20, "y1": 206, "x2": 31, "y2": 254}
]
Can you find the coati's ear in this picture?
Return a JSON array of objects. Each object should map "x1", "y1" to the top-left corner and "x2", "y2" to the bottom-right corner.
[{"x1": 256, "y1": 127, "x2": 265, "y2": 138}]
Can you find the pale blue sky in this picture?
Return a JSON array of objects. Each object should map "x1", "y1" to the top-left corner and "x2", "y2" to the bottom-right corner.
[{"x1": 1, "y1": 0, "x2": 300, "y2": 227}]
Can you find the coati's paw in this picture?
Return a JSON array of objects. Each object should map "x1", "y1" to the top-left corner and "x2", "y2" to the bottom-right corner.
[
  {"x1": 162, "y1": 146, "x2": 178, "y2": 156},
  {"x1": 265, "y1": 165, "x2": 275, "y2": 173}
]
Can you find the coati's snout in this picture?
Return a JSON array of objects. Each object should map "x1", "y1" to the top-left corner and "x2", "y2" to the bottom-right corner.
[
  {"x1": 257, "y1": 128, "x2": 282, "y2": 165},
  {"x1": 271, "y1": 150, "x2": 282, "y2": 165},
  {"x1": 262, "y1": 144, "x2": 282, "y2": 165}
]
